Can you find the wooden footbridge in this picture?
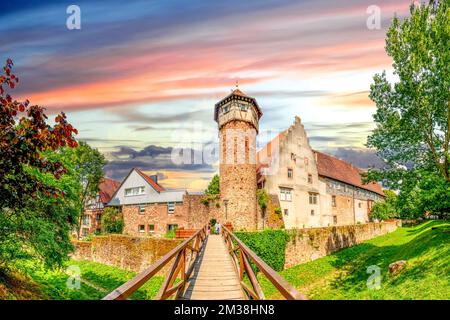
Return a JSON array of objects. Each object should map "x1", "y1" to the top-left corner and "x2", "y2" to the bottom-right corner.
[{"x1": 103, "y1": 225, "x2": 306, "y2": 300}]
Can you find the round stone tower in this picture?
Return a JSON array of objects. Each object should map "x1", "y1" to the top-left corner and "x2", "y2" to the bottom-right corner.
[{"x1": 214, "y1": 88, "x2": 263, "y2": 230}]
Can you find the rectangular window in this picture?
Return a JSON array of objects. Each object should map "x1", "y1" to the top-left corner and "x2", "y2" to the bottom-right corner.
[
  {"x1": 138, "y1": 225, "x2": 145, "y2": 233},
  {"x1": 96, "y1": 214, "x2": 101, "y2": 222},
  {"x1": 309, "y1": 193, "x2": 318, "y2": 205},
  {"x1": 280, "y1": 188, "x2": 292, "y2": 201},
  {"x1": 82, "y1": 215, "x2": 90, "y2": 226},
  {"x1": 311, "y1": 210, "x2": 315, "y2": 216},
  {"x1": 167, "y1": 224, "x2": 178, "y2": 232},
  {"x1": 287, "y1": 168, "x2": 293, "y2": 179},
  {"x1": 168, "y1": 202, "x2": 175, "y2": 214},
  {"x1": 239, "y1": 103, "x2": 247, "y2": 111},
  {"x1": 148, "y1": 224, "x2": 155, "y2": 233},
  {"x1": 332, "y1": 195, "x2": 336, "y2": 207},
  {"x1": 308, "y1": 174, "x2": 313, "y2": 184},
  {"x1": 125, "y1": 186, "x2": 145, "y2": 197},
  {"x1": 333, "y1": 216, "x2": 338, "y2": 224},
  {"x1": 139, "y1": 205, "x2": 145, "y2": 214},
  {"x1": 223, "y1": 105, "x2": 230, "y2": 113},
  {"x1": 284, "y1": 209, "x2": 289, "y2": 216},
  {"x1": 358, "y1": 202, "x2": 362, "y2": 208}
]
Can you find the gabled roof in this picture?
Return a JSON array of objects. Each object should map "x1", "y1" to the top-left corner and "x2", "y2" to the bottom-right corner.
[
  {"x1": 214, "y1": 88, "x2": 263, "y2": 122},
  {"x1": 108, "y1": 168, "x2": 166, "y2": 204},
  {"x1": 313, "y1": 151, "x2": 384, "y2": 196},
  {"x1": 134, "y1": 168, "x2": 166, "y2": 192},
  {"x1": 256, "y1": 130, "x2": 288, "y2": 169},
  {"x1": 98, "y1": 177, "x2": 121, "y2": 204}
]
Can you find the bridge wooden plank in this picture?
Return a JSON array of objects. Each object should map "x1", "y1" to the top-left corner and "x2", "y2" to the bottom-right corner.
[{"x1": 177, "y1": 234, "x2": 245, "y2": 300}]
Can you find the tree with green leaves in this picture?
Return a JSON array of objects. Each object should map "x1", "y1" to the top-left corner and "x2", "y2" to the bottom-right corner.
[
  {"x1": 72, "y1": 142, "x2": 106, "y2": 239},
  {"x1": 205, "y1": 174, "x2": 220, "y2": 195},
  {"x1": 101, "y1": 207, "x2": 124, "y2": 234},
  {"x1": 370, "y1": 190, "x2": 398, "y2": 221},
  {"x1": 257, "y1": 188, "x2": 269, "y2": 228},
  {"x1": 366, "y1": 1, "x2": 450, "y2": 217},
  {"x1": 0, "y1": 59, "x2": 79, "y2": 270}
]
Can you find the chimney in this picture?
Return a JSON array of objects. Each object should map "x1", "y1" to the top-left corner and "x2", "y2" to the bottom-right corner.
[{"x1": 149, "y1": 174, "x2": 158, "y2": 184}]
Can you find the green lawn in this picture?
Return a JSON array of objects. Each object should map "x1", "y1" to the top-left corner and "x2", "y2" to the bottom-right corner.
[
  {"x1": 21, "y1": 259, "x2": 164, "y2": 300},
  {"x1": 259, "y1": 220, "x2": 450, "y2": 300}
]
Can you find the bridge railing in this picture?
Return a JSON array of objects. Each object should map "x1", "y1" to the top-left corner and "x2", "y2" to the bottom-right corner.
[
  {"x1": 103, "y1": 225, "x2": 208, "y2": 300},
  {"x1": 221, "y1": 225, "x2": 307, "y2": 300}
]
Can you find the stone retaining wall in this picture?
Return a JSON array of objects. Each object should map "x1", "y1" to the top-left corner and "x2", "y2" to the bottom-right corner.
[
  {"x1": 284, "y1": 221, "x2": 400, "y2": 268},
  {"x1": 71, "y1": 234, "x2": 180, "y2": 273}
]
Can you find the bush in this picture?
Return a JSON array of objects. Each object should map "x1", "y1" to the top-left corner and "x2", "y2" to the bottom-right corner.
[
  {"x1": 370, "y1": 202, "x2": 397, "y2": 221},
  {"x1": 101, "y1": 207, "x2": 123, "y2": 234},
  {"x1": 234, "y1": 229, "x2": 289, "y2": 271}
]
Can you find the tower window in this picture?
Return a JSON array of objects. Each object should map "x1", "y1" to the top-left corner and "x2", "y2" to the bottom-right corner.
[
  {"x1": 223, "y1": 105, "x2": 230, "y2": 113},
  {"x1": 239, "y1": 103, "x2": 248, "y2": 111}
]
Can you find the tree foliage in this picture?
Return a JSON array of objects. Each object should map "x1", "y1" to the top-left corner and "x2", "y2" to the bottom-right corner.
[
  {"x1": 257, "y1": 189, "x2": 269, "y2": 210},
  {"x1": 0, "y1": 59, "x2": 78, "y2": 211},
  {"x1": 0, "y1": 59, "x2": 79, "y2": 269},
  {"x1": 205, "y1": 174, "x2": 220, "y2": 195},
  {"x1": 101, "y1": 207, "x2": 124, "y2": 234},
  {"x1": 71, "y1": 142, "x2": 106, "y2": 239},
  {"x1": 370, "y1": 190, "x2": 398, "y2": 221},
  {"x1": 366, "y1": 1, "x2": 450, "y2": 217}
]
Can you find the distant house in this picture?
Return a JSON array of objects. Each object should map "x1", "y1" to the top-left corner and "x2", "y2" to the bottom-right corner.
[
  {"x1": 80, "y1": 177, "x2": 121, "y2": 238},
  {"x1": 108, "y1": 168, "x2": 188, "y2": 236}
]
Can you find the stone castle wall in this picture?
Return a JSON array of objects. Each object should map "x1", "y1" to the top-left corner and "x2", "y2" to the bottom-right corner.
[
  {"x1": 284, "y1": 220, "x2": 400, "y2": 268},
  {"x1": 71, "y1": 234, "x2": 180, "y2": 273}
]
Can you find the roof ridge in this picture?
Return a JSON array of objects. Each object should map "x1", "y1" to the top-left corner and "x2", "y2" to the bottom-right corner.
[{"x1": 134, "y1": 168, "x2": 166, "y2": 192}]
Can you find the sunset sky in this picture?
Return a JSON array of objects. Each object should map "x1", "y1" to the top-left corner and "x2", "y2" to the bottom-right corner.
[{"x1": 1, "y1": 0, "x2": 411, "y2": 191}]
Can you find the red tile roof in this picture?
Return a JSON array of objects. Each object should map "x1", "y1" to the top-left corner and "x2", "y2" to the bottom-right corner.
[
  {"x1": 99, "y1": 178, "x2": 121, "y2": 204},
  {"x1": 135, "y1": 168, "x2": 166, "y2": 192},
  {"x1": 314, "y1": 151, "x2": 384, "y2": 196}
]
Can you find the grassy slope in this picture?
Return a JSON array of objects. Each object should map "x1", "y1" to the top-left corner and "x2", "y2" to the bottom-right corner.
[
  {"x1": 260, "y1": 220, "x2": 450, "y2": 300},
  {"x1": 1, "y1": 260, "x2": 163, "y2": 300}
]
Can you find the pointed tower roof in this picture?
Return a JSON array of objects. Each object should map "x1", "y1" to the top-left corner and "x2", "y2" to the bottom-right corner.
[{"x1": 214, "y1": 88, "x2": 263, "y2": 122}]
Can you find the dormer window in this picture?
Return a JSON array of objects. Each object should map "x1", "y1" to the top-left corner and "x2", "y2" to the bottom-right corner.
[{"x1": 125, "y1": 186, "x2": 145, "y2": 196}]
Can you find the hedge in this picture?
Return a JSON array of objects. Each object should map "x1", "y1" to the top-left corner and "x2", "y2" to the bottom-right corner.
[{"x1": 234, "y1": 229, "x2": 289, "y2": 272}]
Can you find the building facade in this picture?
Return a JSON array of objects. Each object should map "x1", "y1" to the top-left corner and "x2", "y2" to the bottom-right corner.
[
  {"x1": 108, "y1": 168, "x2": 188, "y2": 236},
  {"x1": 257, "y1": 116, "x2": 384, "y2": 229}
]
